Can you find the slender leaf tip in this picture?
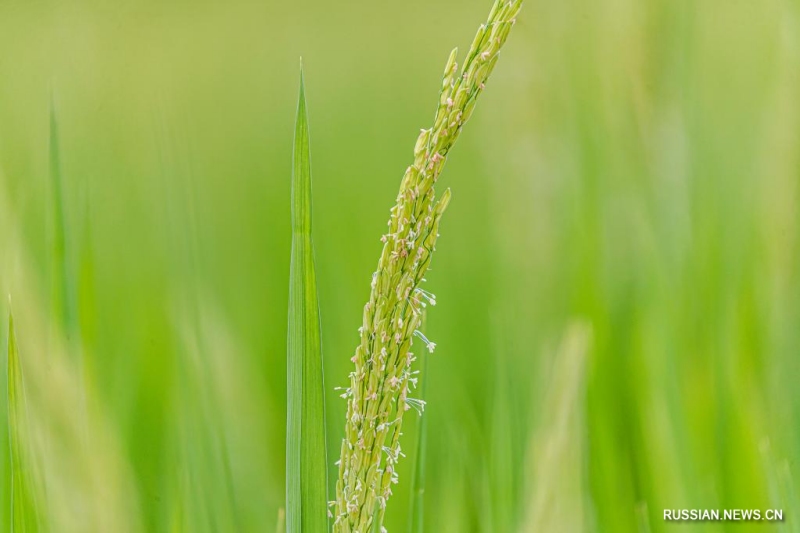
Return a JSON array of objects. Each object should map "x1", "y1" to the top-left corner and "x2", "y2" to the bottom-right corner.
[{"x1": 287, "y1": 64, "x2": 329, "y2": 532}]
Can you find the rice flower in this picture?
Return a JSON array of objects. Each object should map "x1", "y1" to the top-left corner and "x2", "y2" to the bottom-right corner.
[{"x1": 333, "y1": 1, "x2": 523, "y2": 530}]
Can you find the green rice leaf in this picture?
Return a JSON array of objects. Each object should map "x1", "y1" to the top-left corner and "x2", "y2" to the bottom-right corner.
[
  {"x1": 286, "y1": 62, "x2": 329, "y2": 533},
  {"x1": 7, "y1": 307, "x2": 39, "y2": 532}
]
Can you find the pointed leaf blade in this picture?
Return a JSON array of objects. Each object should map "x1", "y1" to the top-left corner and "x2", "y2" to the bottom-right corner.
[{"x1": 286, "y1": 64, "x2": 329, "y2": 533}]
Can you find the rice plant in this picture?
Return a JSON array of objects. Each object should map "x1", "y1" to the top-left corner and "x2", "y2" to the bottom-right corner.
[{"x1": 332, "y1": 2, "x2": 523, "y2": 530}]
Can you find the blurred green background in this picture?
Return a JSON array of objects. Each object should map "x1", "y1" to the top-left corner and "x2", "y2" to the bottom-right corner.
[{"x1": 0, "y1": 0, "x2": 799, "y2": 531}]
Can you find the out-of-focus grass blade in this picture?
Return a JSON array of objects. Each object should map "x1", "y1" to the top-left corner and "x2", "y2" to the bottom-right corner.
[
  {"x1": 520, "y1": 322, "x2": 591, "y2": 533},
  {"x1": 485, "y1": 359, "x2": 515, "y2": 533},
  {"x1": 275, "y1": 508, "x2": 285, "y2": 533},
  {"x1": 635, "y1": 502, "x2": 652, "y2": 533},
  {"x1": 169, "y1": 484, "x2": 184, "y2": 533},
  {"x1": 49, "y1": 103, "x2": 75, "y2": 340},
  {"x1": 286, "y1": 63, "x2": 329, "y2": 532},
  {"x1": 7, "y1": 307, "x2": 39, "y2": 532}
]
